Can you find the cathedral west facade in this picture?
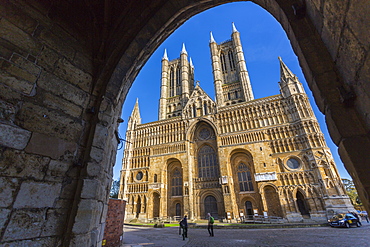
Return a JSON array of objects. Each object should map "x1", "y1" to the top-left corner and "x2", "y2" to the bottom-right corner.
[{"x1": 119, "y1": 24, "x2": 353, "y2": 222}]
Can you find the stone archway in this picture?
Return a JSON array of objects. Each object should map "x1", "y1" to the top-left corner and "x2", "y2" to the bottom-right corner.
[
  {"x1": 264, "y1": 185, "x2": 283, "y2": 217},
  {"x1": 296, "y1": 191, "x2": 310, "y2": 217},
  {"x1": 0, "y1": 1, "x2": 369, "y2": 246},
  {"x1": 153, "y1": 193, "x2": 161, "y2": 218}
]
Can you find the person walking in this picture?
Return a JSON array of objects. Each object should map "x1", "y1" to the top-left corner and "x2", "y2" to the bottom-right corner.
[
  {"x1": 179, "y1": 215, "x2": 188, "y2": 240},
  {"x1": 207, "y1": 213, "x2": 214, "y2": 237}
]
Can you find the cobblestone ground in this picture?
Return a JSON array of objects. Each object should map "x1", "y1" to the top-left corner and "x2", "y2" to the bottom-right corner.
[{"x1": 122, "y1": 222, "x2": 370, "y2": 247}]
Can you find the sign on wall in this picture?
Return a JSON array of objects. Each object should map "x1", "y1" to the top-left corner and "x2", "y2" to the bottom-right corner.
[{"x1": 255, "y1": 172, "x2": 277, "y2": 182}]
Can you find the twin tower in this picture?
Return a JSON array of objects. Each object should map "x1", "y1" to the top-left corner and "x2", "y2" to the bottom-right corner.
[{"x1": 159, "y1": 23, "x2": 255, "y2": 121}]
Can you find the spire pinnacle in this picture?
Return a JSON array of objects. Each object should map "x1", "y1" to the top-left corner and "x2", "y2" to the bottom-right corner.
[
  {"x1": 279, "y1": 56, "x2": 295, "y2": 79},
  {"x1": 181, "y1": 43, "x2": 187, "y2": 55},
  {"x1": 163, "y1": 49, "x2": 168, "y2": 60},
  {"x1": 210, "y1": 31, "x2": 216, "y2": 43},
  {"x1": 190, "y1": 57, "x2": 194, "y2": 68},
  {"x1": 232, "y1": 22, "x2": 238, "y2": 33}
]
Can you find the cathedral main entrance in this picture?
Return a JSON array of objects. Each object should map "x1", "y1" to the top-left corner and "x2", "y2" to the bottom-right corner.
[{"x1": 204, "y1": 195, "x2": 218, "y2": 219}]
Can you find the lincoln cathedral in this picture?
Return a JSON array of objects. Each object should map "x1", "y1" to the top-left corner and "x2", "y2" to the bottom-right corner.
[{"x1": 119, "y1": 23, "x2": 353, "y2": 222}]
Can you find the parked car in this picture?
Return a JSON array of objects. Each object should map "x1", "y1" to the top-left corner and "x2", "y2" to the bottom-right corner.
[{"x1": 328, "y1": 213, "x2": 361, "y2": 228}]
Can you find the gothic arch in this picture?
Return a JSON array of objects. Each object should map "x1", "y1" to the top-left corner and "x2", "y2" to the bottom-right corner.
[
  {"x1": 198, "y1": 190, "x2": 225, "y2": 219},
  {"x1": 185, "y1": 119, "x2": 220, "y2": 142}
]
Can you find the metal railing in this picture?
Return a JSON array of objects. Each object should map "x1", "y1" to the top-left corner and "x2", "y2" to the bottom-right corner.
[
  {"x1": 241, "y1": 215, "x2": 284, "y2": 224},
  {"x1": 144, "y1": 216, "x2": 182, "y2": 224}
]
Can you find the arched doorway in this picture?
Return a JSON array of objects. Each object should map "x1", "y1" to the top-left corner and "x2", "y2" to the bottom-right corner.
[
  {"x1": 296, "y1": 191, "x2": 310, "y2": 217},
  {"x1": 264, "y1": 186, "x2": 283, "y2": 217},
  {"x1": 176, "y1": 203, "x2": 181, "y2": 217},
  {"x1": 204, "y1": 195, "x2": 218, "y2": 219},
  {"x1": 136, "y1": 196, "x2": 141, "y2": 218},
  {"x1": 245, "y1": 201, "x2": 253, "y2": 219},
  {"x1": 153, "y1": 193, "x2": 160, "y2": 218}
]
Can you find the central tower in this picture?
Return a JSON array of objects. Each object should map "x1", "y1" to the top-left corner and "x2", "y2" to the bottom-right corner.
[{"x1": 210, "y1": 23, "x2": 254, "y2": 106}]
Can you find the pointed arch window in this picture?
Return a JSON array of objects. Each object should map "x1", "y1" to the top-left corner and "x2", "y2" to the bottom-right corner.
[
  {"x1": 171, "y1": 168, "x2": 182, "y2": 196},
  {"x1": 176, "y1": 66, "x2": 181, "y2": 95},
  {"x1": 170, "y1": 67, "x2": 175, "y2": 97},
  {"x1": 220, "y1": 52, "x2": 227, "y2": 73},
  {"x1": 237, "y1": 162, "x2": 254, "y2": 191},
  {"x1": 228, "y1": 50, "x2": 235, "y2": 70},
  {"x1": 198, "y1": 145, "x2": 219, "y2": 178}
]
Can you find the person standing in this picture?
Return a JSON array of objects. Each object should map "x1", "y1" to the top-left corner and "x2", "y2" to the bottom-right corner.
[
  {"x1": 207, "y1": 213, "x2": 214, "y2": 237},
  {"x1": 179, "y1": 215, "x2": 188, "y2": 240}
]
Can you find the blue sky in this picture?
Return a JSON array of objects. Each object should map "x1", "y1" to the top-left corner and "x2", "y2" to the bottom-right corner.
[{"x1": 113, "y1": 2, "x2": 351, "y2": 181}]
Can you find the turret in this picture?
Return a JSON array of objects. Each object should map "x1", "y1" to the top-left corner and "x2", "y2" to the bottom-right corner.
[
  {"x1": 231, "y1": 22, "x2": 254, "y2": 101},
  {"x1": 181, "y1": 43, "x2": 190, "y2": 102},
  {"x1": 159, "y1": 49, "x2": 169, "y2": 120},
  {"x1": 209, "y1": 31, "x2": 224, "y2": 106},
  {"x1": 128, "y1": 98, "x2": 141, "y2": 131},
  {"x1": 278, "y1": 57, "x2": 305, "y2": 98}
]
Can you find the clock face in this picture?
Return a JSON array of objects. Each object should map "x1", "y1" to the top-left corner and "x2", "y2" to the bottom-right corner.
[
  {"x1": 287, "y1": 158, "x2": 300, "y2": 169},
  {"x1": 199, "y1": 127, "x2": 211, "y2": 140},
  {"x1": 136, "y1": 171, "x2": 143, "y2": 180}
]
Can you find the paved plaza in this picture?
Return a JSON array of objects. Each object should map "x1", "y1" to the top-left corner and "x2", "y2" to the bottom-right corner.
[{"x1": 122, "y1": 222, "x2": 370, "y2": 247}]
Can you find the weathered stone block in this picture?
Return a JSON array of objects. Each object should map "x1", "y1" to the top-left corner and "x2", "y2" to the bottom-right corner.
[
  {"x1": 0, "y1": 100, "x2": 17, "y2": 123},
  {"x1": 0, "y1": 237, "x2": 60, "y2": 247},
  {"x1": 90, "y1": 146, "x2": 104, "y2": 163},
  {"x1": 41, "y1": 208, "x2": 68, "y2": 237},
  {"x1": 72, "y1": 199, "x2": 103, "y2": 234},
  {"x1": 13, "y1": 181, "x2": 61, "y2": 208},
  {"x1": 81, "y1": 179, "x2": 102, "y2": 199},
  {"x1": 46, "y1": 160, "x2": 71, "y2": 177},
  {"x1": 0, "y1": 177, "x2": 19, "y2": 207},
  {"x1": 37, "y1": 46, "x2": 61, "y2": 72},
  {"x1": 0, "y1": 149, "x2": 49, "y2": 179},
  {"x1": 86, "y1": 161, "x2": 104, "y2": 177},
  {"x1": 321, "y1": 0, "x2": 348, "y2": 60},
  {"x1": 37, "y1": 26, "x2": 75, "y2": 61},
  {"x1": 0, "y1": 1, "x2": 39, "y2": 34},
  {"x1": 43, "y1": 92, "x2": 83, "y2": 118},
  {"x1": 0, "y1": 58, "x2": 37, "y2": 95},
  {"x1": 25, "y1": 132, "x2": 77, "y2": 160},
  {"x1": 54, "y1": 57, "x2": 92, "y2": 92},
  {"x1": 336, "y1": 27, "x2": 366, "y2": 86},
  {"x1": 60, "y1": 179, "x2": 78, "y2": 200},
  {"x1": 17, "y1": 102, "x2": 83, "y2": 142},
  {"x1": 0, "y1": 18, "x2": 42, "y2": 56},
  {"x1": 2, "y1": 209, "x2": 46, "y2": 241},
  {"x1": 73, "y1": 51, "x2": 93, "y2": 74},
  {"x1": 0, "y1": 208, "x2": 11, "y2": 233},
  {"x1": 37, "y1": 71, "x2": 89, "y2": 107},
  {"x1": 70, "y1": 232, "x2": 90, "y2": 247},
  {"x1": 92, "y1": 123, "x2": 109, "y2": 149},
  {"x1": 11, "y1": 53, "x2": 41, "y2": 76},
  {"x1": 347, "y1": 0, "x2": 370, "y2": 48},
  {"x1": 0, "y1": 37, "x2": 22, "y2": 59},
  {"x1": 0, "y1": 83, "x2": 22, "y2": 102},
  {"x1": 0, "y1": 123, "x2": 31, "y2": 150}
]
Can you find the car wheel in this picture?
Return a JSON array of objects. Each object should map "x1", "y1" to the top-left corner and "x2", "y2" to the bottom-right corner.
[
  {"x1": 356, "y1": 222, "x2": 361, "y2": 227},
  {"x1": 345, "y1": 222, "x2": 350, "y2": 228}
]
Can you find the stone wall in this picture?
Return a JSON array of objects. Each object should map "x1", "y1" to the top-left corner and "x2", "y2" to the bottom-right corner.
[{"x1": 103, "y1": 199, "x2": 126, "y2": 247}]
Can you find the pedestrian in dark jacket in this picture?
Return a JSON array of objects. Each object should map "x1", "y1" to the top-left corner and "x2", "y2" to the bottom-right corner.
[{"x1": 179, "y1": 215, "x2": 188, "y2": 240}]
